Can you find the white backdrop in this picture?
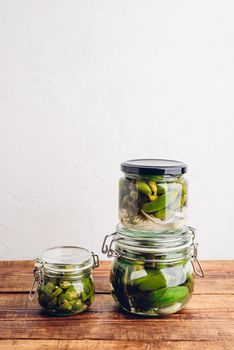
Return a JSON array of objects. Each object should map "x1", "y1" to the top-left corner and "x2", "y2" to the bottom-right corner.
[{"x1": 0, "y1": 0, "x2": 234, "y2": 260}]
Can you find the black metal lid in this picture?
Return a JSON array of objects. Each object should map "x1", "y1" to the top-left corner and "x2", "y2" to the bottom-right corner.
[{"x1": 121, "y1": 159, "x2": 188, "y2": 175}]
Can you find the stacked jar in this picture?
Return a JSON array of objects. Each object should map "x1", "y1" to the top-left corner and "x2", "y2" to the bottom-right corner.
[{"x1": 102, "y1": 159, "x2": 204, "y2": 316}]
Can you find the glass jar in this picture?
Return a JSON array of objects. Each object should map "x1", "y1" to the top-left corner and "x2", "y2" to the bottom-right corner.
[
  {"x1": 29, "y1": 246, "x2": 99, "y2": 316},
  {"x1": 102, "y1": 226, "x2": 203, "y2": 316},
  {"x1": 119, "y1": 159, "x2": 188, "y2": 232}
]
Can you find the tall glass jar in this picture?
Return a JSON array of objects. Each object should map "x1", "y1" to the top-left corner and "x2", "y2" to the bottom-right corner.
[
  {"x1": 102, "y1": 225, "x2": 203, "y2": 316},
  {"x1": 29, "y1": 246, "x2": 99, "y2": 316},
  {"x1": 119, "y1": 159, "x2": 188, "y2": 232}
]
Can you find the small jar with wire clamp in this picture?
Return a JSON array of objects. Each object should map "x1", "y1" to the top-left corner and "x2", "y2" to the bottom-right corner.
[
  {"x1": 102, "y1": 225, "x2": 204, "y2": 316},
  {"x1": 29, "y1": 246, "x2": 99, "y2": 316}
]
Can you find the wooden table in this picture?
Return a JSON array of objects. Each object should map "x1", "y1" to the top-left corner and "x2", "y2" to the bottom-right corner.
[{"x1": 0, "y1": 260, "x2": 233, "y2": 349}]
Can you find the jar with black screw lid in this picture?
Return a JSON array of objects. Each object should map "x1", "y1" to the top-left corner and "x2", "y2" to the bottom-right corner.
[{"x1": 119, "y1": 159, "x2": 188, "y2": 232}]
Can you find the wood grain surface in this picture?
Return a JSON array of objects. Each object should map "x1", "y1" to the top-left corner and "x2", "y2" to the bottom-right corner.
[{"x1": 0, "y1": 260, "x2": 233, "y2": 349}]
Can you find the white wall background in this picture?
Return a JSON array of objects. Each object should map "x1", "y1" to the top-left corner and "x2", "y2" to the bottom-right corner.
[{"x1": 0, "y1": 0, "x2": 234, "y2": 260}]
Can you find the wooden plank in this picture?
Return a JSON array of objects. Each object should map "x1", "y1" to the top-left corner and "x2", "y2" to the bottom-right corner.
[
  {"x1": 0, "y1": 260, "x2": 233, "y2": 294},
  {"x1": 0, "y1": 339, "x2": 233, "y2": 350},
  {"x1": 0, "y1": 261, "x2": 233, "y2": 349},
  {"x1": 0, "y1": 294, "x2": 233, "y2": 341},
  {"x1": 0, "y1": 317, "x2": 233, "y2": 341},
  {"x1": 0, "y1": 293, "x2": 233, "y2": 314}
]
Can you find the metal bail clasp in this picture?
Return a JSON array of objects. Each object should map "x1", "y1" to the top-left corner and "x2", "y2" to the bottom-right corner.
[
  {"x1": 91, "y1": 252, "x2": 99, "y2": 268},
  {"x1": 107, "y1": 238, "x2": 121, "y2": 258},
  {"x1": 101, "y1": 232, "x2": 116, "y2": 254},
  {"x1": 192, "y1": 242, "x2": 205, "y2": 278},
  {"x1": 188, "y1": 226, "x2": 197, "y2": 242},
  {"x1": 28, "y1": 258, "x2": 44, "y2": 301}
]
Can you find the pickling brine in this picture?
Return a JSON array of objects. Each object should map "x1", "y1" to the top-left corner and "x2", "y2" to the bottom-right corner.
[
  {"x1": 38, "y1": 272, "x2": 95, "y2": 315},
  {"x1": 111, "y1": 258, "x2": 193, "y2": 316}
]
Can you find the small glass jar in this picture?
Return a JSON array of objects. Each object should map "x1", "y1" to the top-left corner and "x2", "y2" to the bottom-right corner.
[
  {"x1": 119, "y1": 159, "x2": 188, "y2": 232},
  {"x1": 102, "y1": 225, "x2": 203, "y2": 316},
  {"x1": 29, "y1": 246, "x2": 99, "y2": 316}
]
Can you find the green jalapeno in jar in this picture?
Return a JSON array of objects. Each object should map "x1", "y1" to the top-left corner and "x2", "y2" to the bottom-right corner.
[
  {"x1": 38, "y1": 274, "x2": 94, "y2": 315},
  {"x1": 29, "y1": 246, "x2": 99, "y2": 316}
]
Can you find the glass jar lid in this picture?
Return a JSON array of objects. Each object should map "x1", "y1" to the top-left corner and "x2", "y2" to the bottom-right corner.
[
  {"x1": 115, "y1": 225, "x2": 193, "y2": 254},
  {"x1": 121, "y1": 159, "x2": 187, "y2": 175},
  {"x1": 102, "y1": 227, "x2": 204, "y2": 277},
  {"x1": 42, "y1": 246, "x2": 92, "y2": 265},
  {"x1": 102, "y1": 225, "x2": 195, "y2": 263},
  {"x1": 116, "y1": 223, "x2": 189, "y2": 241},
  {"x1": 41, "y1": 246, "x2": 99, "y2": 273}
]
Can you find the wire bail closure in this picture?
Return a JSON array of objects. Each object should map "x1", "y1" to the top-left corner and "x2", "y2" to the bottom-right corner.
[
  {"x1": 102, "y1": 232, "x2": 116, "y2": 254},
  {"x1": 102, "y1": 232, "x2": 119, "y2": 257},
  {"x1": 191, "y1": 242, "x2": 204, "y2": 277},
  {"x1": 102, "y1": 227, "x2": 204, "y2": 277},
  {"x1": 92, "y1": 252, "x2": 99, "y2": 268},
  {"x1": 189, "y1": 227, "x2": 204, "y2": 278},
  {"x1": 28, "y1": 258, "x2": 44, "y2": 301}
]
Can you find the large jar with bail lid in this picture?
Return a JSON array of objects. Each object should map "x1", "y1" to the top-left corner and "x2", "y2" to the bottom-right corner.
[
  {"x1": 29, "y1": 246, "x2": 99, "y2": 316},
  {"x1": 102, "y1": 225, "x2": 203, "y2": 316},
  {"x1": 119, "y1": 159, "x2": 188, "y2": 232}
]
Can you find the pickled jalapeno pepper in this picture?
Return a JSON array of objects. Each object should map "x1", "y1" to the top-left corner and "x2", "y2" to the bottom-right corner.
[
  {"x1": 38, "y1": 274, "x2": 94, "y2": 315},
  {"x1": 29, "y1": 246, "x2": 98, "y2": 316}
]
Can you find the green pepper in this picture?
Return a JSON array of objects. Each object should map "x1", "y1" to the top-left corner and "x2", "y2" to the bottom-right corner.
[
  {"x1": 182, "y1": 183, "x2": 187, "y2": 195},
  {"x1": 136, "y1": 181, "x2": 152, "y2": 195},
  {"x1": 38, "y1": 273, "x2": 94, "y2": 316},
  {"x1": 132, "y1": 270, "x2": 166, "y2": 291},
  {"x1": 58, "y1": 296, "x2": 73, "y2": 311},
  {"x1": 157, "y1": 184, "x2": 168, "y2": 194},
  {"x1": 72, "y1": 299, "x2": 83, "y2": 310},
  {"x1": 44, "y1": 281, "x2": 55, "y2": 295},
  {"x1": 142, "y1": 191, "x2": 178, "y2": 213},
  {"x1": 146, "y1": 288, "x2": 169, "y2": 307},
  {"x1": 181, "y1": 194, "x2": 187, "y2": 206},
  {"x1": 148, "y1": 194, "x2": 158, "y2": 201},
  {"x1": 64, "y1": 286, "x2": 79, "y2": 301},
  {"x1": 83, "y1": 277, "x2": 94, "y2": 294},
  {"x1": 155, "y1": 208, "x2": 174, "y2": 220},
  {"x1": 59, "y1": 280, "x2": 71, "y2": 289},
  {"x1": 51, "y1": 287, "x2": 63, "y2": 298},
  {"x1": 156, "y1": 286, "x2": 189, "y2": 308},
  {"x1": 148, "y1": 180, "x2": 157, "y2": 195},
  {"x1": 47, "y1": 296, "x2": 57, "y2": 308}
]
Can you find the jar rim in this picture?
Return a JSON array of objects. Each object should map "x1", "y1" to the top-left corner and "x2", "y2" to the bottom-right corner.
[
  {"x1": 115, "y1": 238, "x2": 193, "y2": 254},
  {"x1": 41, "y1": 246, "x2": 94, "y2": 273},
  {"x1": 114, "y1": 225, "x2": 195, "y2": 256},
  {"x1": 116, "y1": 223, "x2": 189, "y2": 240},
  {"x1": 121, "y1": 159, "x2": 187, "y2": 175}
]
